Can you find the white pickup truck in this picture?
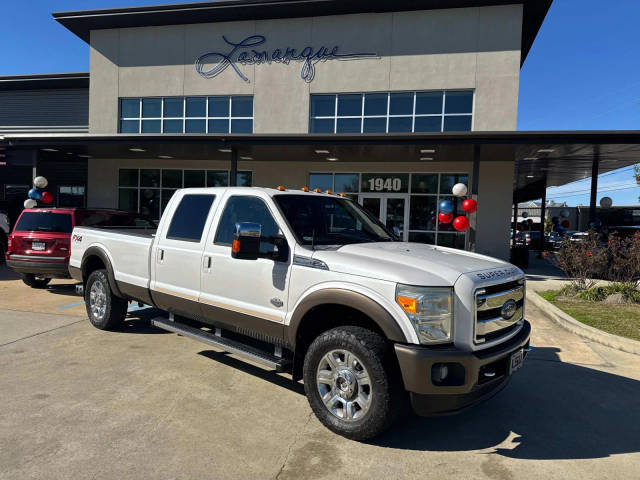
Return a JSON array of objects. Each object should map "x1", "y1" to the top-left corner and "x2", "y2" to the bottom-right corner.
[{"x1": 69, "y1": 186, "x2": 530, "y2": 440}]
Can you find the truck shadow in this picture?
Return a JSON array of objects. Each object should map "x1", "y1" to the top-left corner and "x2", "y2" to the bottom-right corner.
[{"x1": 372, "y1": 346, "x2": 640, "y2": 460}]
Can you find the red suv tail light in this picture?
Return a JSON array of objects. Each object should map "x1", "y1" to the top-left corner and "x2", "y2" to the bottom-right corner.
[{"x1": 7, "y1": 234, "x2": 12, "y2": 252}]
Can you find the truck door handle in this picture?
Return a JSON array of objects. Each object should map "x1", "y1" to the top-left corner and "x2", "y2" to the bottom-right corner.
[
  {"x1": 203, "y1": 256, "x2": 212, "y2": 271},
  {"x1": 158, "y1": 249, "x2": 165, "y2": 263}
]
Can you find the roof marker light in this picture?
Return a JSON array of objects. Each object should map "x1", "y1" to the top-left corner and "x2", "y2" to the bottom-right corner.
[
  {"x1": 277, "y1": 185, "x2": 286, "y2": 191},
  {"x1": 339, "y1": 193, "x2": 347, "y2": 197},
  {"x1": 314, "y1": 188, "x2": 322, "y2": 193},
  {"x1": 301, "y1": 187, "x2": 309, "y2": 192},
  {"x1": 325, "y1": 189, "x2": 333, "y2": 194}
]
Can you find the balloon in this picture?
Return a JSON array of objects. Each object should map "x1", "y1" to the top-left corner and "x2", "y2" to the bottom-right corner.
[
  {"x1": 527, "y1": 219, "x2": 534, "y2": 225},
  {"x1": 451, "y1": 183, "x2": 467, "y2": 197},
  {"x1": 517, "y1": 224, "x2": 524, "y2": 232},
  {"x1": 600, "y1": 197, "x2": 612, "y2": 208},
  {"x1": 552, "y1": 224, "x2": 560, "y2": 232},
  {"x1": 588, "y1": 218, "x2": 602, "y2": 229},
  {"x1": 438, "y1": 212, "x2": 453, "y2": 224},
  {"x1": 28, "y1": 188, "x2": 43, "y2": 201},
  {"x1": 24, "y1": 199, "x2": 37, "y2": 209},
  {"x1": 461, "y1": 198, "x2": 477, "y2": 214},
  {"x1": 453, "y1": 216, "x2": 469, "y2": 232},
  {"x1": 561, "y1": 220, "x2": 570, "y2": 228},
  {"x1": 551, "y1": 216, "x2": 560, "y2": 224},
  {"x1": 522, "y1": 211, "x2": 528, "y2": 218},
  {"x1": 33, "y1": 176, "x2": 48, "y2": 189},
  {"x1": 439, "y1": 200, "x2": 454, "y2": 215},
  {"x1": 559, "y1": 209, "x2": 570, "y2": 218},
  {"x1": 41, "y1": 191, "x2": 53, "y2": 204}
]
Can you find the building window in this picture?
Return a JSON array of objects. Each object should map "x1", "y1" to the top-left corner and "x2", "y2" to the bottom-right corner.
[
  {"x1": 118, "y1": 168, "x2": 252, "y2": 221},
  {"x1": 309, "y1": 91, "x2": 473, "y2": 134},
  {"x1": 308, "y1": 172, "x2": 469, "y2": 249},
  {"x1": 58, "y1": 186, "x2": 86, "y2": 207},
  {"x1": 119, "y1": 96, "x2": 253, "y2": 134}
]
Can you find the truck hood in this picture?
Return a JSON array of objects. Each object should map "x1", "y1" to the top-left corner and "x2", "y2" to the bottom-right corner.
[{"x1": 311, "y1": 242, "x2": 513, "y2": 285}]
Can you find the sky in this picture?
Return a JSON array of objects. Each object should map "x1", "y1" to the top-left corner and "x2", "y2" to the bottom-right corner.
[{"x1": 1, "y1": 0, "x2": 639, "y2": 206}]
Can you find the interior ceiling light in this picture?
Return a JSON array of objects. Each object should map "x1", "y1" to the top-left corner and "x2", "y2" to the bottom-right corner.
[
  {"x1": 526, "y1": 175, "x2": 535, "y2": 178},
  {"x1": 523, "y1": 157, "x2": 538, "y2": 161},
  {"x1": 158, "y1": 155, "x2": 173, "y2": 159},
  {"x1": 218, "y1": 148, "x2": 232, "y2": 153},
  {"x1": 129, "y1": 148, "x2": 146, "y2": 152},
  {"x1": 326, "y1": 157, "x2": 339, "y2": 162},
  {"x1": 315, "y1": 149, "x2": 330, "y2": 154},
  {"x1": 420, "y1": 149, "x2": 436, "y2": 154},
  {"x1": 420, "y1": 157, "x2": 434, "y2": 161},
  {"x1": 537, "y1": 149, "x2": 555, "y2": 153},
  {"x1": 77, "y1": 154, "x2": 93, "y2": 158},
  {"x1": 41, "y1": 148, "x2": 58, "y2": 152},
  {"x1": 240, "y1": 156, "x2": 253, "y2": 160}
]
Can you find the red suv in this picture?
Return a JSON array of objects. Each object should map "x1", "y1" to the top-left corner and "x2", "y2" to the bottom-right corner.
[{"x1": 5, "y1": 208, "x2": 155, "y2": 288}]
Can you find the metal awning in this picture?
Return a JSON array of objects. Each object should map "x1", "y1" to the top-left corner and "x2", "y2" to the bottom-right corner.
[{"x1": 3, "y1": 130, "x2": 640, "y2": 201}]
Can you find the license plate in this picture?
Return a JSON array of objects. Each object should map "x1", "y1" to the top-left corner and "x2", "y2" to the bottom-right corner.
[
  {"x1": 32, "y1": 242, "x2": 46, "y2": 251},
  {"x1": 509, "y1": 349, "x2": 524, "y2": 374}
]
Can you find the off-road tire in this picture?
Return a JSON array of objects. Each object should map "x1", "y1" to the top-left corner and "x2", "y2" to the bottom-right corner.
[
  {"x1": 85, "y1": 269, "x2": 128, "y2": 330},
  {"x1": 303, "y1": 326, "x2": 402, "y2": 441},
  {"x1": 22, "y1": 274, "x2": 51, "y2": 288}
]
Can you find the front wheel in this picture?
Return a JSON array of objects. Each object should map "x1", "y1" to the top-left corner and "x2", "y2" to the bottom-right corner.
[
  {"x1": 303, "y1": 326, "x2": 402, "y2": 441},
  {"x1": 22, "y1": 274, "x2": 51, "y2": 289},
  {"x1": 85, "y1": 269, "x2": 128, "y2": 330}
]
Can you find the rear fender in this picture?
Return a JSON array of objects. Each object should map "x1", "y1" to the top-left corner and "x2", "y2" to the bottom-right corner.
[{"x1": 81, "y1": 245, "x2": 124, "y2": 298}]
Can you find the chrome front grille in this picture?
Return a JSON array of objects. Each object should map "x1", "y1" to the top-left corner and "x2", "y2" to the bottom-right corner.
[{"x1": 474, "y1": 279, "x2": 525, "y2": 344}]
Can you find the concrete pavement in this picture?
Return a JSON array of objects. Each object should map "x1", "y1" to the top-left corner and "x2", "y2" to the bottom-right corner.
[{"x1": 1, "y1": 283, "x2": 639, "y2": 479}]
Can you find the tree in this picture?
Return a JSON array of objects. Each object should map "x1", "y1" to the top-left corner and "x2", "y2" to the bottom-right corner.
[
  {"x1": 635, "y1": 164, "x2": 640, "y2": 202},
  {"x1": 544, "y1": 213, "x2": 554, "y2": 234}
]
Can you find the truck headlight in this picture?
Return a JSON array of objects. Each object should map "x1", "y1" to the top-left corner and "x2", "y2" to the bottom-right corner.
[{"x1": 396, "y1": 285, "x2": 453, "y2": 344}]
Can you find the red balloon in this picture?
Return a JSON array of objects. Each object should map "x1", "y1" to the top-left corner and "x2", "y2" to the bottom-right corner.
[
  {"x1": 438, "y1": 212, "x2": 453, "y2": 224},
  {"x1": 453, "y1": 216, "x2": 470, "y2": 232},
  {"x1": 561, "y1": 220, "x2": 570, "y2": 228},
  {"x1": 41, "y1": 191, "x2": 53, "y2": 204},
  {"x1": 527, "y1": 218, "x2": 534, "y2": 225},
  {"x1": 461, "y1": 198, "x2": 477, "y2": 214}
]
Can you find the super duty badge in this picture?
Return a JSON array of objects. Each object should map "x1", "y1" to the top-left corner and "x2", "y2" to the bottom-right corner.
[{"x1": 476, "y1": 267, "x2": 519, "y2": 280}]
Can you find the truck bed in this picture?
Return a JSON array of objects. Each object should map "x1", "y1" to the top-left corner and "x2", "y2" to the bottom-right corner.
[{"x1": 69, "y1": 226, "x2": 155, "y2": 291}]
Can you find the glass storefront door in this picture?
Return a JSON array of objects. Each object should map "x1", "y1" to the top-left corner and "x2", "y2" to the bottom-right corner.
[{"x1": 359, "y1": 194, "x2": 409, "y2": 241}]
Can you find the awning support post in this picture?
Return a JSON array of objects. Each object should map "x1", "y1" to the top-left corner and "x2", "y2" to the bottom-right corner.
[
  {"x1": 512, "y1": 201, "x2": 518, "y2": 249},
  {"x1": 538, "y1": 177, "x2": 547, "y2": 258},
  {"x1": 230, "y1": 146, "x2": 238, "y2": 187},
  {"x1": 589, "y1": 145, "x2": 600, "y2": 221}
]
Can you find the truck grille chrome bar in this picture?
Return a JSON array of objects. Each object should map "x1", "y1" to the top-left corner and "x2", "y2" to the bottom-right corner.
[{"x1": 474, "y1": 279, "x2": 525, "y2": 344}]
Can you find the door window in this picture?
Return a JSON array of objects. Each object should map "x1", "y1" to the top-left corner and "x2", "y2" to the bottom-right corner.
[
  {"x1": 166, "y1": 194, "x2": 215, "y2": 242},
  {"x1": 215, "y1": 196, "x2": 280, "y2": 254}
]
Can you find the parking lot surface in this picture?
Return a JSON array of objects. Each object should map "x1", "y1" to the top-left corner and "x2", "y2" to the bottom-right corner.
[{"x1": 1, "y1": 266, "x2": 639, "y2": 480}]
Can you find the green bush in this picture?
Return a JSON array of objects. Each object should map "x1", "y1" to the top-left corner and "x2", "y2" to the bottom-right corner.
[{"x1": 576, "y1": 283, "x2": 640, "y2": 303}]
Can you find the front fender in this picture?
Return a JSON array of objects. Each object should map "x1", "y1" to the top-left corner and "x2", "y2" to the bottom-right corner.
[{"x1": 286, "y1": 285, "x2": 417, "y2": 346}]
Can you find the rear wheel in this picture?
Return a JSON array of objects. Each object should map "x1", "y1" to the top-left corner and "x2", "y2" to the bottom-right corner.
[
  {"x1": 85, "y1": 269, "x2": 128, "y2": 330},
  {"x1": 303, "y1": 326, "x2": 402, "y2": 441},
  {"x1": 22, "y1": 274, "x2": 51, "y2": 289}
]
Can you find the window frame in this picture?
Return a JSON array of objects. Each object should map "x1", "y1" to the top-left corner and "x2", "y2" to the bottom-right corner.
[
  {"x1": 119, "y1": 96, "x2": 254, "y2": 134},
  {"x1": 309, "y1": 90, "x2": 474, "y2": 134},
  {"x1": 57, "y1": 185, "x2": 86, "y2": 208}
]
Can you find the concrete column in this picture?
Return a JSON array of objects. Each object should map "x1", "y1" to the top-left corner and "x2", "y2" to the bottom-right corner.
[
  {"x1": 469, "y1": 144, "x2": 480, "y2": 251},
  {"x1": 538, "y1": 180, "x2": 547, "y2": 258},
  {"x1": 589, "y1": 145, "x2": 600, "y2": 221}
]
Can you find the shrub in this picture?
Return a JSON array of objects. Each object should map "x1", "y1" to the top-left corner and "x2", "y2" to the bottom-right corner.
[
  {"x1": 603, "y1": 231, "x2": 640, "y2": 283},
  {"x1": 576, "y1": 283, "x2": 640, "y2": 303},
  {"x1": 554, "y1": 231, "x2": 606, "y2": 289}
]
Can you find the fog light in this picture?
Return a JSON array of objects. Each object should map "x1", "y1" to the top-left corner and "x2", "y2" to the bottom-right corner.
[
  {"x1": 433, "y1": 364, "x2": 449, "y2": 383},
  {"x1": 431, "y1": 362, "x2": 465, "y2": 386}
]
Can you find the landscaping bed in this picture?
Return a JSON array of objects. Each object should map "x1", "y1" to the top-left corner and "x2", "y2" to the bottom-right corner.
[{"x1": 540, "y1": 289, "x2": 640, "y2": 342}]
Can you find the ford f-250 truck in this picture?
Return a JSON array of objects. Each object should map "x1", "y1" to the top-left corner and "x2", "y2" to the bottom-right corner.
[{"x1": 69, "y1": 187, "x2": 530, "y2": 440}]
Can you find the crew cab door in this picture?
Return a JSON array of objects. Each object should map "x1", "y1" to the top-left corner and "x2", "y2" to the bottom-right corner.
[
  {"x1": 150, "y1": 191, "x2": 217, "y2": 314},
  {"x1": 199, "y1": 193, "x2": 291, "y2": 341}
]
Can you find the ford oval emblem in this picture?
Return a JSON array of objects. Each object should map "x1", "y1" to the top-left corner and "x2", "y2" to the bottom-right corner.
[{"x1": 501, "y1": 299, "x2": 518, "y2": 320}]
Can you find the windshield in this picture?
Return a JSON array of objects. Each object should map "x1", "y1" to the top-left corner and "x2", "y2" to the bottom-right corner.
[
  {"x1": 15, "y1": 212, "x2": 73, "y2": 233},
  {"x1": 274, "y1": 194, "x2": 394, "y2": 246}
]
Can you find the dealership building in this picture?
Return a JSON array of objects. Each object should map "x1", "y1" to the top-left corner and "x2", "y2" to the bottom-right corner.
[{"x1": 2, "y1": 0, "x2": 639, "y2": 261}]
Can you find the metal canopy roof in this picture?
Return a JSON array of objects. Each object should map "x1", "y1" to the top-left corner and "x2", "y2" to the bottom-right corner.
[
  {"x1": 0, "y1": 72, "x2": 89, "y2": 91},
  {"x1": 2, "y1": 130, "x2": 638, "y2": 203},
  {"x1": 52, "y1": 0, "x2": 551, "y2": 65}
]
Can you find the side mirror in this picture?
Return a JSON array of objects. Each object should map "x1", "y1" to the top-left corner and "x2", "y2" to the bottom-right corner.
[{"x1": 232, "y1": 222, "x2": 261, "y2": 260}]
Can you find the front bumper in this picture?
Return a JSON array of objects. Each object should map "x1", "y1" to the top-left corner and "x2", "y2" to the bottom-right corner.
[
  {"x1": 395, "y1": 320, "x2": 531, "y2": 416},
  {"x1": 6, "y1": 258, "x2": 71, "y2": 278}
]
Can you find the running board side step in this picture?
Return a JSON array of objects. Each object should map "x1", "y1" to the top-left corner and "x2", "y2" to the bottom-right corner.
[{"x1": 151, "y1": 316, "x2": 291, "y2": 372}]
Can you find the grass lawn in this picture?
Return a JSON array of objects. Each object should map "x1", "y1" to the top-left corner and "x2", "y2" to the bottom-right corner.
[{"x1": 540, "y1": 290, "x2": 640, "y2": 342}]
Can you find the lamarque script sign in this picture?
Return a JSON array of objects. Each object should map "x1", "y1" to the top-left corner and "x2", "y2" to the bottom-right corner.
[{"x1": 195, "y1": 35, "x2": 378, "y2": 83}]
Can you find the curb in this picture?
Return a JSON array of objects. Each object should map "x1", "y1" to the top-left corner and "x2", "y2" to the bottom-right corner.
[{"x1": 529, "y1": 290, "x2": 640, "y2": 356}]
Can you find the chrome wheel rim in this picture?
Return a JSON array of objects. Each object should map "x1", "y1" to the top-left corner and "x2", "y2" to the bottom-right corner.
[
  {"x1": 89, "y1": 280, "x2": 107, "y2": 320},
  {"x1": 316, "y1": 349, "x2": 372, "y2": 422}
]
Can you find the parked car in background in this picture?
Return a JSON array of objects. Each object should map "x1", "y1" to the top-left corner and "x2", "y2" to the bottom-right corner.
[
  {"x1": 5, "y1": 208, "x2": 155, "y2": 288},
  {"x1": 569, "y1": 232, "x2": 589, "y2": 243},
  {"x1": 544, "y1": 232, "x2": 563, "y2": 250},
  {"x1": 0, "y1": 208, "x2": 9, "y2": 263}
]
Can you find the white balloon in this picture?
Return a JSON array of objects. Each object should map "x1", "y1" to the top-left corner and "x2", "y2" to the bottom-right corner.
[
  {"x1": 33, "y1": 176, "x2": 48, "y2": 189},
  {"x1": 451, "y1": 183, "x2": 468, "y2": 197},
  {"x1": 600, "y1": 197, "x2": 613, "y2": 208},
  {"x1": 560, "y1": 209, "x2": 570, "y2": 218},
  {"x1": 24, "y1": 199, "x2": 37, "y2": 208}
]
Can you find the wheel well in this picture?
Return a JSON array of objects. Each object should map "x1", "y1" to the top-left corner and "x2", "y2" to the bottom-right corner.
[
  {"x1": 292, "y1": 303, "x2": 388, "y2": 381},
  {"x1": 82, "y1": 255, "x2": 106, "y2": 283}
]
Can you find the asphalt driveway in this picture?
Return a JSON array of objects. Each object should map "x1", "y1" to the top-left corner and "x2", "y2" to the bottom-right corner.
[{"x1": 1, "y1": 267, "x2": 639, "y2": 479}]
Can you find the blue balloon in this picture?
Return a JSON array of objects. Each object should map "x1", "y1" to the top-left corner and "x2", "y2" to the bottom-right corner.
[
  {"x1": 439, "y1": 200, "x2": 454, "y2": 215},
  {"x1": 28, "y1": 188, "x2": 42, "y2": 201},
  {"x1": 551, "y1": 216, "x2": 559, "y2": 224}
]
